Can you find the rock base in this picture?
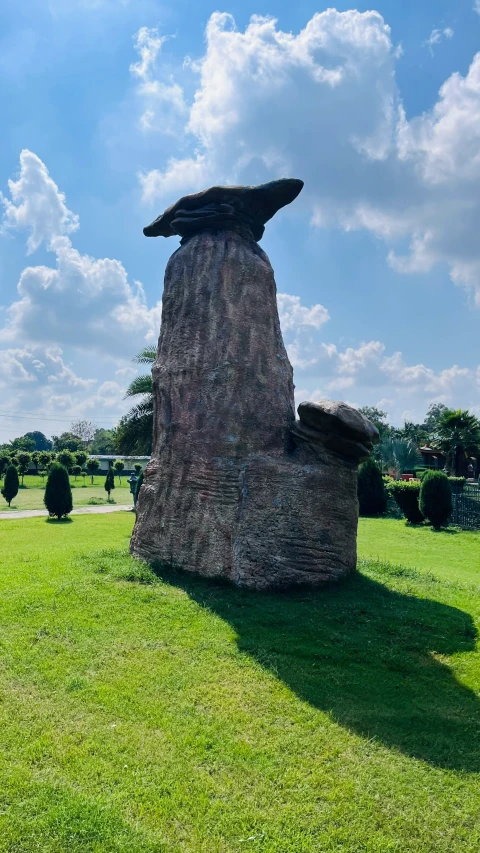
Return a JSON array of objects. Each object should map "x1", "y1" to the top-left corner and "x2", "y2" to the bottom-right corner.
[{"x1": 130, "y1": 451, "x2": 358, "y2": 590}]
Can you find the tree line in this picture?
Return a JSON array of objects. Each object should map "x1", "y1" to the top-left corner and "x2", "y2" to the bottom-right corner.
[{"x1": 358, "y1": 403, "x2": 480, "y2": 479}]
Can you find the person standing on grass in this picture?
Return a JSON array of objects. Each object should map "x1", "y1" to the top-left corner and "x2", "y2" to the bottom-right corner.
[
  {"x1": 127, "y1": 472, "x2": 138, "y2": 509},
  {"x1": 105, "y1": 466, "x2": 115, "y2": 501}
]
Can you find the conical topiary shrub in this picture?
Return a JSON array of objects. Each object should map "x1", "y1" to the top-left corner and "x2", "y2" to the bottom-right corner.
[
  {"x1": 357, "y1": 458, "x2": 387, "y2": 516},
  {"x1": 419, "y1": 470, "x2": 452, "y2": 530},
  {"x1": 44, "y1": 463, "x2": 73, "y2": 520},
  {"x1": 104, "y1": 467, "x2": 115, "y2": 500},
  {"x1": 1, "y1": 464, "x2": 19, "y2": 507}
]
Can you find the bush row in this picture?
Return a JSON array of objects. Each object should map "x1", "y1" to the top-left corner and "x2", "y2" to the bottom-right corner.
[{"x1": 358, "y1": 460, "x2": 453, "y2": 529}]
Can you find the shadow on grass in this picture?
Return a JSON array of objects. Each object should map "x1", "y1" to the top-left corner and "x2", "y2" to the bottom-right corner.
[
  {"x1": 45, "y1": 517, "x2": 73, "y2": 524},
  {"x1": 152, "y1": 564, "x2": 480, "y2": 772}
]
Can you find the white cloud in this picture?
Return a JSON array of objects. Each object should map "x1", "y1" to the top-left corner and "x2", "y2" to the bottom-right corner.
[
  {"x1": 1, "y1": 150, "x2": 161, "y2": 355},
  {"x1": 0, "y1": 343, "x2": 138, "y2": 443},
  {"x1": 277, "y1": 293, "x2": 329, "y2": 331},
  {"x1": 424, "y1": 27, "x2": 454, "y2": 55},
  {"x1": 130, "y1": 27, "x2": 166, "y2": 80},
  {"x1": 0, "y1": 150, "x2": 161, "y2": 441},
  {"x1": 130, "y1": 27, "x2": 187, "y2": 134},
  {"x1": 277, "y1": 298, "x2": 479, "y2": 424},
  {"x1": 1, "y1": 150, "x2": 79, "y2": 253},
  {"x1": 475, "y1": 1, "x2": 480, "y2": 15},
  {"x1": 137, "y1": 10, "x2": 480, "y2": 304}
]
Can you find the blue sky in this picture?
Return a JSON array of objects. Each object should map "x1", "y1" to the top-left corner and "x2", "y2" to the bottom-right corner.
[{"x1": 1, "y1": 0, "x2": 480, "y2": 442}]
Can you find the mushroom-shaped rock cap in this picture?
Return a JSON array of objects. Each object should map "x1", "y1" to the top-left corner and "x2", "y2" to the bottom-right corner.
[
  {"x1": 143, "y1": 178, "x2": 304, "y2": 242},
  {"x1": 298, "y1": 400, "x2": 380, "y2": 445}
]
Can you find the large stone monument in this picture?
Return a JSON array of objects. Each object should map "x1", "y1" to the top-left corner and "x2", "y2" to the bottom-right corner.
[{"x1": 130, "y1": 179, "x2": 379, "y2": 589}]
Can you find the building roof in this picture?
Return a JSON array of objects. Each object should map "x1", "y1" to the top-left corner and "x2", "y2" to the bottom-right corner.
[{"x1": 89, "y1": 455, "x2": 150, "y2": 460}]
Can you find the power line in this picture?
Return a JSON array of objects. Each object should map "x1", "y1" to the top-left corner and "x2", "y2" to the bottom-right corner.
[{"x1": 0, "y1": 410, "x2": 123, "y2": 423}]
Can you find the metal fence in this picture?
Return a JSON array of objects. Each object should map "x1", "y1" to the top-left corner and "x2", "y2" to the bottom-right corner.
[{"x1": 450, "y1": 485, "x2": 480, "y2": 530}]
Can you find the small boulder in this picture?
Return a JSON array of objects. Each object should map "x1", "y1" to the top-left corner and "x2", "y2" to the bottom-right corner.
[{"x1": 298, "y1": 400, "x2": 380, "y2": 445}]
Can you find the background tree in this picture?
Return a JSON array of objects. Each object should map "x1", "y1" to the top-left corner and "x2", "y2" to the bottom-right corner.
[
  {"x1": 422, "y1": 403, "x2": 450, "y2": 436},
  {"x1": 398, "y1": 421, "x2": 429, "y2": 446},
  {"x1": 358, "y1": 406, "x2": 392, "y2": 440},
  {"x1": 38, "y1": 451, "x2": 52, "y2": 480},
  {"x1": 23, "y1": 431, "x2": 52, "y2": 451},
  {"x1": 1, "y1": 465, "x2": 19, "y2": 507},
  {"x1": 86, "y1": 458, "x2": 100, "y2": 484},
  {"x1": 357, "y1": 458, "x2": 387, "y2": 516},
  {"x1": 431, "y1": 409, "x2": 480, "y2": 476},
  {"x1": 115, "y1": 346, "x2": 155, "y2": 455},
  {"x1": 9, "y1": 435, "x2": 35, "y2": 453},
  {"x1": 75, "y1": 451, "x2": 88, "y2": 469},
  {"x1": 70, "y1": 419, "x2": 97, "y2": 448},
  {"x1": 52, "y1": 432, "x2": 83, "y2": 453},
  {"x1": 31, "y1": 451, "x2": 40, "y2": 474},
  {"x1": 0, "y1": 453, "x2": 9, "y2": 479},
  {"x1": 90, "y1": 428, "x2": 117, "y2": 454},
  {"x1": 72, "y1": 464, "x2": 82, "y2": 481},
  {"x1": 17, "y1": 451, "x2": 32, "y2": 485},
  {"x1": 44, "y1": 463, "x2": 73, "y2": 520},
  {"x1": 419, "y1": 471, "x2": 452, "y2": 530},
  {"x1": 114, "y1": 460, "x2": 125, "y2": 483},
  {"x1": 104, "y1": 467, "x2": 115, "y2": 500},
  {"x1": 57, "y1": 450, "x2": 74, "y2": 472}
]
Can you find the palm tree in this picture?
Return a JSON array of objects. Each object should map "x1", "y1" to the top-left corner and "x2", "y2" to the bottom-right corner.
[
  {"x1": 432, "y1": 409, "x2": 480, "y2": 476},
  {"x1": 115, "y1": 346, "x2": 156, "y2": 455},
  {"x1": 377, "y1": 437, "x2": 421, "y2": 479}
]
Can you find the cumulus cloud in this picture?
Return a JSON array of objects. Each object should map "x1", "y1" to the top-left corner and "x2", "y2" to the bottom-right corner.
[
  {"x1": 277, "y1": 296, "x2": 480, "y2": 423},
  {"x1": 137, "y1": 9, "x2": 480, "y2": 304},
  {"x1": 1, "y1": 150, "x2": 162, "y2": 355},
  {"x1": 1, "y1": 149, "x2": 79, "y2": 253},
  {"x1": 277, "y1": 294, "x2": 329, "y2": 331},
  {"x1": 0, "y1": 342, "x2": 141, "y2": 443},
  {"x1": 0, "y1": 150, "x2": 161, "y2": 439}
]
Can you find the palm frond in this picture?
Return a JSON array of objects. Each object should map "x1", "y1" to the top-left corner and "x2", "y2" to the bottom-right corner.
[
  {"x1": 132, "y1": 346, "x2": 157, "y2": 365},
  {"x1": 125, "y1": 399, "x2": 154, "y2": 419},
  {"x1": 125, "y1": 375, "x2": 153, "y2": 399}
]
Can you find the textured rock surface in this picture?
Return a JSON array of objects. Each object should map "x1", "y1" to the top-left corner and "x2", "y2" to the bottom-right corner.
[{"x1": 131, "y1": 220, "x2": 376, "y2": 588}]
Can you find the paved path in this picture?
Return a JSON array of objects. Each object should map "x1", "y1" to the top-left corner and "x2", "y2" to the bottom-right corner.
[{"x1": 0, "y1": 505, "x2": 133, "y2": 520}]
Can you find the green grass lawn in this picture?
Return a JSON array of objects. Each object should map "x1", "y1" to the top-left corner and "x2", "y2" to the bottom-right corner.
[
  {"x1": 358, "y1": 516, "x2": 480, "y2": 584},
  {"x1": 0, "y1": 514, "x2": 479, "y2": 852},
  {"x1": 0, "y1": 475, "x2": 132, "y2": 512},
  {"x1": 23, "y1": 474, "x2": 131, "y2": 489}
]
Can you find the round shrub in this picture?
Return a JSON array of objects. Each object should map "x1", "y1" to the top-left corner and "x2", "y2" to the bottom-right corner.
[
  {"x1": 44, "y1": 463, "x2": 73, "y2": 520},
  {"x1": 390, "y1": 480, "x2": 424, "y2": 524},
  {"x1": 419, "y1": 471, "x2": 452, "y2": 530},
  {"x1": 358, "y1": 458, "x2": 387, "y2": 517}
]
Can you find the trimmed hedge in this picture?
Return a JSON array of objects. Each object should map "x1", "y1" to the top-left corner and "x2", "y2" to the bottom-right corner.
[
  {"x1": 419, "y1": 471, "x2": 452, "y2": 530},
  {"x1": 104, "y1": 467, "x2": 115, "y2": 498},
  {"x1": 448, "y1": 477, "x2": 466, "y2": 494},
  {"x1": 389, "y1": 480, "x2": 424, "y2": 524},
  {"x1": 44, "y1": 463, "x2": 73, "y2": 520},
  {"x1": 1, "y1": 465, "x2": 19, "y2": 507},
  {"x1": 358, "y1": 459, "x2": 387, "y2": 517}
]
